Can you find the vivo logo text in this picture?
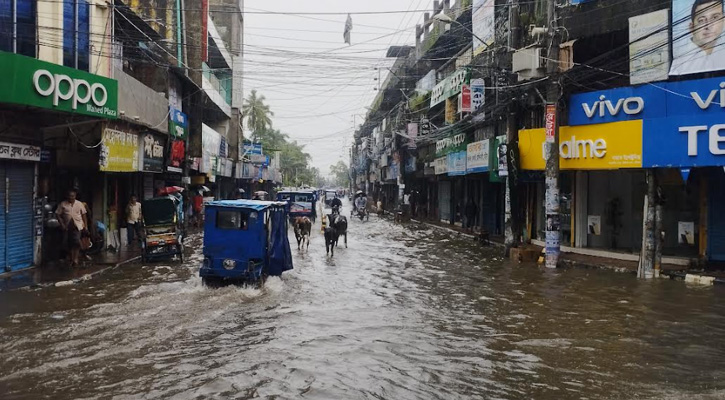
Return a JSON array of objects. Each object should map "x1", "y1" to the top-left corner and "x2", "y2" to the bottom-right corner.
[
  {"x1": 690, "y1": 82, "x2": 725, "y2": 110},
  {"x1": 582, "y1": 95, "x2": 644, "y2": 118}
]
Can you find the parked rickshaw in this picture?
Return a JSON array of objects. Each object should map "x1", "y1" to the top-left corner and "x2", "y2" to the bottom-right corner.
[
  {"x1": 277, "y1": 189, "x2": 317, "y2": 223},
  {"x1": 141, "y1": 195, "x2": 185, "y2": 263},
  {"x1": 199, "y1": 200, "x2": 294, "y2": 286}
]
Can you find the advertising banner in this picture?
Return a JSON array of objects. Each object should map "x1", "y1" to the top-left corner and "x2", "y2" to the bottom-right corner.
[
  {"x1": 201, "y1": 124, "x2": 221, "y2": 175},
  {"x1": 545, "y1": 104, "x2": 557, "y2": 143},
  {"x1": 466, "y1": 140, "x2": 490, "y2": 173},
  {"x1": 243, "y1": 142, "x2": 263, "y2": 155},
  {"x1": 459, "y1": 84, "x2": 472, "y2": 113},
  {"x1": 169, "y1": 140, "x2": 185, "y2": 168},
  {"x1": 407, "y1": 122, "x2": 418, "y2": 149},
  {"x1": 518, "y1": 120, "x2": 643, "y2": 170},
  {"x1": 471, "y1": 79, "x2": 485, "y2": 111},
  {"x1": 434, "y1": 156, "x2": 448, "y2": 175},
  {"x1": 571, "y1": 76, "x2": 725, "y2": 168},
  {"x1": 436, "y1": 130, "x2": 468, "y2": 157},
  {"x1": 472, "y1": 0, "x2": 495, "y2": 56},
  {"x1": 447, "y1": 151, "x2": 467, "y2": 176},
  {"x1": 430, "y1": 68, "x2": 468, "y2": 107},
  {"x1": 445, "y1": 97, "x2": 457, "y2": 124},
  {"x1": 99, "y1": 128, "x2": 139, "y2": 172},
  {"x1": 569, "y1": 84, "x2": 665, "y2": 126},
  {"x1": 169, "y1": 107, "x2": 188, "y2": 139},
  {"x1": 0, "y1": 142, "x2": 41, "y2": 162},
  {"x1": 140, "y1": 133, "x2": 166, "y2": 173},
  {"x1": 0, "y1": 51, "x2": 118, "y2": 119},
  {"x1": 629, "y1": 9, "x2": 670, "y2": 84},
  {"x1": 671, "y1": 0, "x2": 725, "y2": 76}
]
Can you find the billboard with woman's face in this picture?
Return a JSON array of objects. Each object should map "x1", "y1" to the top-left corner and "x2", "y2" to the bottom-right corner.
[{"x1": 670, "y1": 0, "x2": 725, "y2": 75}]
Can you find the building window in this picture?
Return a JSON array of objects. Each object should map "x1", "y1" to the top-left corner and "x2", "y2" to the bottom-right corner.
[
  {"x1": 63, "y1": 0, "x2": 90, "y2": 71},
  {"x1": 0, "y1": 0, "x2": 37, "y2": 57}
]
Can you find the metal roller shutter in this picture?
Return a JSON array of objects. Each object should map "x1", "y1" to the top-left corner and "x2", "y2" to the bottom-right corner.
[
  {"x1": 5, "y1": 164, "x2": 34, "y2": 271},
  {"x1": 710, "y1": 177, "x2": 725, "y2": 261},
  {"x1": 0, "y1": 166, "x2": 5, "y2": 270}
]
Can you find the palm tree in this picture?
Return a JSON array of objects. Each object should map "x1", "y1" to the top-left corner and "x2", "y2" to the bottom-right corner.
[{"x1": 242, "y1": 90, "x2": 274, "y2": 137}]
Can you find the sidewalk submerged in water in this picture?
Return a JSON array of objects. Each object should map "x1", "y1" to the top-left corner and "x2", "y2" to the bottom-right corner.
[
  {"x1": 408, "y1": 217, "x2": 725, "y2": 284},
  {"x1": 0, "y1": 248, "x2": 142, "y2": 291}
]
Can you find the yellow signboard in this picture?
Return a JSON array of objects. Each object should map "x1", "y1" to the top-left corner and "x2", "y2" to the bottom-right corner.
[
  {"x1": 518, "y1": 120, "x2": 643, "y2": 170},
  {"x1": 99, "y1": 128, "x2": 139, "y2": 172}
]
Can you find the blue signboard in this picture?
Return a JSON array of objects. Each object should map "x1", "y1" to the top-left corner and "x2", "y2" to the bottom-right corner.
[
  {"x1": 447, "y1": 151, "x2": 467, "y2": 176},
  {"x1": 243, "y1": 142, "x2": 263, "y2": 155},
  {"x1": 570, "y1": 77, "x2": 725, "y2": 168},
  {"x1": 569, "y1": 84, "x2": 666, "y2": 126}
]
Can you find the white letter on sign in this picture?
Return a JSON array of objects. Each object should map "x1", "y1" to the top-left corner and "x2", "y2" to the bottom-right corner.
[
  {"x1": 53, "y1": 74, "x2": 73, "y2": 106},
  {"x1": 679, "y1": 126, "x2": 707, "y2": 156},
  {"x1": 709, "y1": 124, "x2": 725, "y2": 155}
]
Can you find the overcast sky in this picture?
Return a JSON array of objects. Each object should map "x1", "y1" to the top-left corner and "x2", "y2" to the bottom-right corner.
[{"x1": 243, "y1": 0, "x2": 432, "y2": 177}]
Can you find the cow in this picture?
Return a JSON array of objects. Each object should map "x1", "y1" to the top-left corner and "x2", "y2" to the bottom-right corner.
[
  {"x1": 293, "y1": 217, "x2": 312, "y2": 251},
  {"x1": 324, "y1": 225, "x2": 336, "y2": 257},
  {"x1": 329, "y1": 214, "x2": 348, "y2": 248}
]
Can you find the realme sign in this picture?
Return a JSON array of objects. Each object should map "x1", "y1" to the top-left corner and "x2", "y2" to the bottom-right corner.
[{"x1": 518, "y1": 120, "x2": 643, "y2": 170}]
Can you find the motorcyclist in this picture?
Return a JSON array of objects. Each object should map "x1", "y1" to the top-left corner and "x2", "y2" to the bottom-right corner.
[
  {"x1": 330, "y1": 196, "x2": 343, "y2": 214},
  {"x1": 354, "y1": 195, "x2": 367, "y2": 216}
]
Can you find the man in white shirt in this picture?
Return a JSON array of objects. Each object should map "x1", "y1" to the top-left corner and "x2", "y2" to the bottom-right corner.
[
  {"x1": 56, "y1": 189, "x2": 87, "y2": 266},
  {"x1": 670, "y1": 0, "x2": 725, "y2": 75},
  {"x1": 126, "y1": 195, "x2": 143, "y2": 247}
]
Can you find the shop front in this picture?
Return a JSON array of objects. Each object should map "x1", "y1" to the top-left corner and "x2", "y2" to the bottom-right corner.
[
  {"x1": 0, "y1": 51, "x2": 119, "y2": 268},
  {"x1": 519, "y1": 119, "x2": 645, "y2": 253},
  {"x1": 0, "y1": 144, "x2": 42, "y2": 272},
  {"x1": 566, "y1": 76, "x2": 725, "y2": 261}
]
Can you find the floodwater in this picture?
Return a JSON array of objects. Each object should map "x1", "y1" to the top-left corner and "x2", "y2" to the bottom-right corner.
[{"x1": 2, "y1": 206, "x2": 725, "y2": 399}]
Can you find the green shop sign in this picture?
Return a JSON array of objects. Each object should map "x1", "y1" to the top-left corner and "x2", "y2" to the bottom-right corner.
[
  {"x1": 430, "y1": 68, "x2": 469, "y2": 107},
  {"x1": 0, "y1": 51, "x2": 118, "y2": 119},
  {"x1": 435, "y1": 130, "x2": 468, "y2": 157}
]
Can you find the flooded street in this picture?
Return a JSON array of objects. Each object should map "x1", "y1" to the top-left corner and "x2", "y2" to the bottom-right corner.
[{"x1": 2, "y1": 210, "x2": 725, "y2": 399}]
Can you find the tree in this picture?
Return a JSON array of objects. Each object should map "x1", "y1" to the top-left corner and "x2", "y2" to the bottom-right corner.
[
  {"x1": 242, "y1": 90, "x2": 274, "y2": 136},
  {"x1": 329, "y1": 161, "x2": 350, "y2": 188}
]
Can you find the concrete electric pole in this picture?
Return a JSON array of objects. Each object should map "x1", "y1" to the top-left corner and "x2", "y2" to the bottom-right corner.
[{"x1": 544, "y1": 0, "x2": 562, "y2": 268}]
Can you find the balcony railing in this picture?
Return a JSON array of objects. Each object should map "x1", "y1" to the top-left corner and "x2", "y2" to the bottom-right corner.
[{"x1": 202, "y1": 62, "x2": 232, "y2": 106}]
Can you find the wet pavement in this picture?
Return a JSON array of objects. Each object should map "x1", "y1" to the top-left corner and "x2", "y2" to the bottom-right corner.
[{"x1": 2, "y1": 205, "x2": 725, "y2": 399}]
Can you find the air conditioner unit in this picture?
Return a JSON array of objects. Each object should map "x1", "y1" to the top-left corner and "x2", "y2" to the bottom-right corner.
[{"x1": 512, "y1": 47, "x2": 546, "y2": 81}]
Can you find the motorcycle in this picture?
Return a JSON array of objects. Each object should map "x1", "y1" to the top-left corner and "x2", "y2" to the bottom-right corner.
[{"x1": 356, "y1": 207, "x2": 369, "y2": 222}]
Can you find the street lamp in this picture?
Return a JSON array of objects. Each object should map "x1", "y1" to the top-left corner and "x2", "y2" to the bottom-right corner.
[{"x1": 432, "y1": 13, "x2": 492, "y2": 53}]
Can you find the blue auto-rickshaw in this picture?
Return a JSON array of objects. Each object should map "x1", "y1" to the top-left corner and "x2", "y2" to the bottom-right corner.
[
  {"x1": 276, "y1": 189, "x2": 317, "y2": 223},
  {"x1": 199, "y1": 200, "x2": 293, "y2": 286}
]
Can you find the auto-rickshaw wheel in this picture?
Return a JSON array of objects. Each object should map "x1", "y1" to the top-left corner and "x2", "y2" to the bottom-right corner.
[{"x1": 202, "y1": 277, "x2": 222, "y2": 288}]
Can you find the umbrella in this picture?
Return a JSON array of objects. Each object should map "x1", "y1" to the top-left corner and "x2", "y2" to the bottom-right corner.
[
  {"x1": 158, "y1": 186, "x2": 184, "y2": 195},
  {"x1": 254, "y1": 191, "x2": 268, "y2": 196},
  {"x1": 356, "y1": 190, "x2": 364, "y2": 195}
]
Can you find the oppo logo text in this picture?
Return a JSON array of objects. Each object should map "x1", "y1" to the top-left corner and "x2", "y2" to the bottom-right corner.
[{"x1": 33, "y1": 69, "x2": 108, "y2": 110}]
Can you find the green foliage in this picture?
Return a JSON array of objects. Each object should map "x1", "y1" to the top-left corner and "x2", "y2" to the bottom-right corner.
[
  {"x1": 242, "y1": 90, "x2": 274, "y2": 136},
  {"x1": 329, "y1": 161, "x2": 350, "y2": 188},
  {"x1": 243, "y1": 90, "x2": 320, "y2": 187}
]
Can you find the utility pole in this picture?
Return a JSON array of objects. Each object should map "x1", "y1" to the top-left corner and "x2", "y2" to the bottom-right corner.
[
  {"x1": 544, "y1": 0, "x2": 561, "y2": 268},
  {"x1": 504, "y1": 0, "x2": 521, "y2": 256}
]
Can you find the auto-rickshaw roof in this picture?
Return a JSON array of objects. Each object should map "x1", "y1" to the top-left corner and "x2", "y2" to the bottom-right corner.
[
  {"x1": 206, "y1": 200, "x2": 287, "y2": 211},
  {"x1": 278, "y1": 189, "x2": 315, "y2": 194}
]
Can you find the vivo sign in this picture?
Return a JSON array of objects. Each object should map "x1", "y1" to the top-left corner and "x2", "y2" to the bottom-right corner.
[
  {"x1": 568, "y1": 77, "x2": 725, "y2": 168},
  {"x1": 581, "y1": 95, "x2": 644, "y2": 118},
  {"x1": 569, "y1": 85, "x2": 664, "y2": 125}
]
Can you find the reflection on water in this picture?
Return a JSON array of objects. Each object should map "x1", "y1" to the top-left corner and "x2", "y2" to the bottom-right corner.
[{"x1": 1, "y1": 218, "x2": 725, "y2": 399}]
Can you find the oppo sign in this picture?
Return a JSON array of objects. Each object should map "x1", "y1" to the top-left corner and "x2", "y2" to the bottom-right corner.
[{"x1": 33, "y1": 69, "x2": 108, "y2": 110}]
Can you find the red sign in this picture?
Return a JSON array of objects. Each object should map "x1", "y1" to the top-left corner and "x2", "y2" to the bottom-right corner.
[
  {"x1": 459, "y1": 84, "x2": 472, "y2": 113},
  {"x1": 170, "y1": 140, "x2": 185, "y2": 167},
  {"x1": 545, "y1": 104, "x2": 557, "y2": 143},
  {"x1": 201, "y1": 0, "x2": 209, "y2": 63}
]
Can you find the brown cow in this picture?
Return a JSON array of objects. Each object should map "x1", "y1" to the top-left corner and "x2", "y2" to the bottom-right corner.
[{"x1": 293, "y1": 217, "x2": 312, "y2": 251}]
